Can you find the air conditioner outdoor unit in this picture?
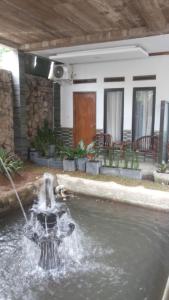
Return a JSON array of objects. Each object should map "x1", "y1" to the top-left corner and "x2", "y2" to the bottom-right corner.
[{"x1": 53, "y1": 64, "x2": 73, "y2": 81}]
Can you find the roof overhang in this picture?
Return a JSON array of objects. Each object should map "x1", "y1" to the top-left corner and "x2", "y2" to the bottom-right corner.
[{"x1": 0, "y1": 0, "x2": 169, "y2": 52}]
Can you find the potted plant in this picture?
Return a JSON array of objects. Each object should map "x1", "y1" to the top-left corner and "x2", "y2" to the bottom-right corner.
[
  {"x1": 29, "y1": 146, "x2": 39, "y2": 162},
  {"x1": 100, "y1": 149, "x2": 142, "y2": 179},
  {"x1": 120, "y1": 150, "x2": 142, "y2": 179},
  {"x1": 30, "y1": 120, "x2": 61, "y2": 166},
  {"x1": 61, "y1": 146, "x2": 77, "y2": 172},
  {"x1": 100, "y1": 149, "x2": 121, "y2": 176},
  {"x1": 86, "y1": 144, "x2": 102, "y2": 175},
  {"x1": 75, "y1": 140, "x2": 95, "y2": 172},
  {"x1": 48, "y1": 140, "x2": 64, "y2": 169},
  {"x1": 40, "y1": 120, "x2": 56, "y2": 157},
  {"x1": 153, "y1": 161, "x2": 169, "y2": 184}
]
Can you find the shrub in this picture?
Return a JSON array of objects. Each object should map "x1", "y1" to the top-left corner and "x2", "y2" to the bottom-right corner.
[
  {"x1": 60, "y1": 146, "x2": 76, "y2": 160},
  {"x1": 31, "y1": 120, "x2": 59, "y2": 156},
  {"x1": 158, "y1": 161, "x2": 167, "y2": 173},
  {"x1": 76, "y1": 140, "x2": 96, "y2": 159},
  {"x1": 0, "y1": 148, "x2": 23, "y2": 176},
  {"x1": 60, "y1": 140, "x2": 96, "y2": 161}
]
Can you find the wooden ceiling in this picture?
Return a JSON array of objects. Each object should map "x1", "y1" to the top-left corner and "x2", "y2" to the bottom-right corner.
[{"x1": 1, "y1": 0, "x2": 169, "y2": 51}]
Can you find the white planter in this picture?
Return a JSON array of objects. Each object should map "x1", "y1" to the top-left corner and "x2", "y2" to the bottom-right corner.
[
  {"x1": 86, "y1": 161, "x2": 102, "y2": 175},
  {"x1": 48, "y1": 158, "x2": 63, "y2": 169},
  {"x1": 120, "y1": 168, "x2": 142, "y2": 180},
  {"x1": 100, "y1": 166, "x2": 120, "y2": 176},
  {"x1": 63, "y1": 159, "x2": 76, "y2": 172},
  {"x1": 29, "y1": 149, "x2": 39, "y2": 161},
  {"x1": 100, "y1": 166, "x2": 142, "y2": 179},
  {"x1": 76, "y1": 158, "x2": 88, "y2": 172},
  {"x1": 33, "y1": 157, "x2": 49, "y2": 166},
  {"x1": 153, "y1": 171, "x2": 169, "y2": 185}
]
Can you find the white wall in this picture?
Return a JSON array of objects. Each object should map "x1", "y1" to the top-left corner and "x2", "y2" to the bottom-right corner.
[
  {"x1": 61, "y1": 55, "x2": 169, "y2": 131},
  {"x1": 1, "y1": 49, "x2": 20, "y2": 85}
]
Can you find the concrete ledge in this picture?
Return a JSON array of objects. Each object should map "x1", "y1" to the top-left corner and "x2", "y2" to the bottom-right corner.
[
  {"x1": 0, "y1": 180, "x2": 40, "y2": 215},
  {"x1": 57, "y1": 174, "x2": 169, "y2": 212},
  {"x1": 1, "y1": 173, "x2": 169, "y2": 215}
]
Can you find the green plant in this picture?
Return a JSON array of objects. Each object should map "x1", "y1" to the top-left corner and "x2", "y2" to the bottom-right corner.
[
  {"x1": 54, "y1": 138, "x2": 64, "y2": 158},
  {"x1": 75, "y1": 140, "x2": 87, "y2": 158},
  {"x1": 108, "y1": 149, "x2": 113, "y2": 167},
  {"x1": 31, "y1": 120, "x2": 57, "y2": 156},
  {"x1": 0, "y1": 148, "x2": 23, "y2": 176},
  {"x1": 60, "y1": 146, "x2": 76, "y2": 160},
  {"x1": 123, "y1": 149, "x2": 139, "y2": 170},
  {"x1": 102, "y1": 149, "x2": 113, "y2": 167},
  {"x1": 133, "y1": 151, "x2": 139, "y2": 170},
  {"x1": 113, "y1": 150, "x2": 120, "y2": 168},
  {"x1": 75, "y1": 140, "x2": 96, "y2": 159},
  {"x1": 158, "y1": 161, "x2": 167, "y2": 173},
  {"x1": 124, "y1": 149, "x2": 131, "y2": 169},
  {"x1": 103, "y1": 150, "x2": 107, "y2": 166}
]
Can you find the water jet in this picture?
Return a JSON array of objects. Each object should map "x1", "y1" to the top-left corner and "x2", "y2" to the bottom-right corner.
[{"x1": 25, "y1": 173, "x2": 75, "y2": 270}]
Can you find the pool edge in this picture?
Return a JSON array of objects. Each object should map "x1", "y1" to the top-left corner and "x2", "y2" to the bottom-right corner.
[{"x1": 57, "y1": 174, "x2": 169, "y2": 213}]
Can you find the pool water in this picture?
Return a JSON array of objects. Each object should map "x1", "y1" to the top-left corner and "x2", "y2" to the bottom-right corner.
[{"x1": 0, "y1": 195, "x2": 169, "y2": 300}]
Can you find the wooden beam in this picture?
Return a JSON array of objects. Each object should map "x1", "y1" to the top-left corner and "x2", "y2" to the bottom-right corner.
[
  {"x1": 132, "y1": 0, "x2": 167, "y2": 30},
  {"x1": 0, "y1": 1, "x2": 63, "y2": 40},
  {"x1": 20, "y1": 25, "x2": 169, "y2": 52},
  {"x1": 3, "y1": 0, "x2": 85, "y2": 36},
  {"x1": 52, "y1": 2, "x2": 103, "y2": 33},
  {"x1": 149, "y1": 51, "x2": 169, "y2": 56},
  {"x1": 0, "y1": 36, "x2": 19, "y2": 48},
  {"x1": 87, "y1": 0, "x2": 122, "y2": 27}
]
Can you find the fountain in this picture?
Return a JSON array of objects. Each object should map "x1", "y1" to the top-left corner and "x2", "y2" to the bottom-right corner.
[
  {"x1": 0, "y1": 156, "x2": 76, "y2": 270},
  {"x1": 25, "y1": 173, "x2": 75, "y2": 270}
]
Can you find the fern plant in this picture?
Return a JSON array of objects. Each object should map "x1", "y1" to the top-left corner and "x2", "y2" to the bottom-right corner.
[{"x1": 0, "y1": 148, "x2": 23, "y2": 176}]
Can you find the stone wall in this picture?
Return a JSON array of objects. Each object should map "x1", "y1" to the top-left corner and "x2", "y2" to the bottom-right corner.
[
  {"x1": 25, "y1": 74, "x2": 53, "y2": 142},
  {"x1": 0, "y1": 69, "x2": 14, "y2": 151}
]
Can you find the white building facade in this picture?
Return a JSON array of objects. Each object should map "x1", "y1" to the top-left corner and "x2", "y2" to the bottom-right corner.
[{"x1": 60, "y1": 55, "x2": 169, "y2": 145}]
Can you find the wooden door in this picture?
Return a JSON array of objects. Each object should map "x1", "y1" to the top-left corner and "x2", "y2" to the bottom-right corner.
[{"x1": 73, "y1": 92, "x2": 96, "y2": 146}]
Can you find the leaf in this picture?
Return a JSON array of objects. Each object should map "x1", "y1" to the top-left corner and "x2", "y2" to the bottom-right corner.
[
  {"x1": 86, "y1": 141, "x2": 95, "y2": 152},
  {"x1": 78, "y1": 139, "x2": 85, "y2": 150},
  {"x1": 0, "y1": 148, "x2": 23, "y2": 176}
]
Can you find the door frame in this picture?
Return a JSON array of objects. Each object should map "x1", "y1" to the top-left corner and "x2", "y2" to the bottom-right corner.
[
  {"x1": 104, "y1": 88, "x2": 124, "y2": 141},
  {"x1": 159, "y1": 100, "x2": 169, "y2": 163},
  {"x1": 132, "y1": 87, "x2": 156, "y2": 141},
  {"x1": 73, "y1": 91, "x2": 96, "y2": 146}
]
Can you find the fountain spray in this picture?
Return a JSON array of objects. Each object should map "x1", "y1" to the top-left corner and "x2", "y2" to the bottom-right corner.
[
  {"x1": 0, "y1": 157, "x2": 28, "y2": 223},
  {"x1": 25, "y1": 173, "x2": 75, "y2": 270}
]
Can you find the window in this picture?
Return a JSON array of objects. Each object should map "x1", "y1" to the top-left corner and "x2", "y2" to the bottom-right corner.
[
  {"x1": 132, "y1": 87, "x2": 156, "y2": 140},
  {"x1": 73, "y1": 79, "x2": 96, "y2": 84},
  {"x1": 133, "y1": 75, "x2": 156, "y2": 81},
  {"x1": 104, "y1": 89, "x2": 124, "y2": 141},
  {"x1": 104, "y1": 77, "x2": 125, "y2": 82}
]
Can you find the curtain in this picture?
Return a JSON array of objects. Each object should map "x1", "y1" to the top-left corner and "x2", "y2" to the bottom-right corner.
[
  {"x1": 134, "y1": 90, "x2": 154, "y2": 140},
  {"x1": 106, "y1": 91, "x2": 123, "y2": 141}
]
